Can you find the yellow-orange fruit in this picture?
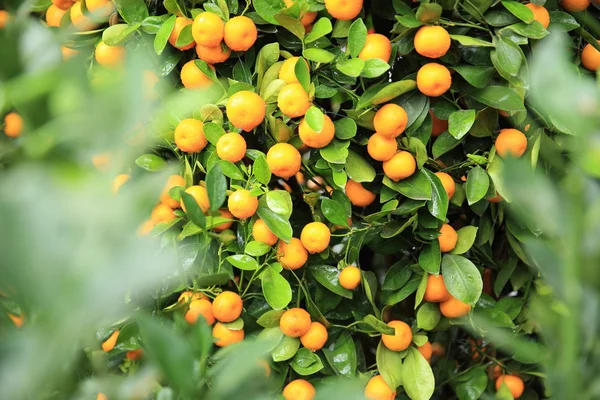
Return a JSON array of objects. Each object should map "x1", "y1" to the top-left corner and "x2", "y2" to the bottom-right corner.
[
  {"x1": 325, "y1": 0, "x2": 363, "y2": 20},
  {"x1": 434, "y1": 171, "x2": 455, "y2": 199},
  {"x1": 224, "y1": 16, "x2": 257, "y2": 52},
  {"x1": 581, "y1": 41, "x2": 600, "y2": 71},
  {"x1": 414, "y1": 26, "x2": 451, "y2": 58},
  {"x1": 381, "y1": 320, "x2": 412, "y2": 351},
  {"x1": 495, "y1": 128, "x2": 527, "y2": 158},
  {"x1": 277, "y1": 238, "x2": 308, "y2": 270},
  {"x1": 228, "y1": 189, "x2": 258, "y2": 219},
  {"x1": 280, "y1": 307, "x2": 312, "y2": 337},
  {"x1": 101, "y1": 330, "x2": 119, "y2": 352},
  {"x1": 252, "y1": 219, "x2": 278, "y2": 246},
  {"x1": 496, "y1": 375, "x2": 525, "y2": 399},
  {"x1": 423, "y1": 274, "x2": 451, "y2": 302},
  {"x1": 373, "y1": 104, "x2": 408, "y2": 138},
  {"x1": 339, "y1": 265, "x2": 361, "y2": 290},
  {"x1": 358, "y1": 33, "x2": 392, "y2": 62},
  {"x1": 212, "y1": 322, "x2": 244, "y2": 346},
  {"x1": 345, "y1": 179, "x2": 376, "y2": 207},
  {"x1": 417, "y1": 63, "x2": 452, "y2": 97},
  {"x1": 300, "y1": 321, "x2": 328, "y2": 351},
  {"x1": 367, "y1": 133, "x2": 397, "y2": 161},
  {"x1": 440, "y1": 295, "x2": 471, "y2": 318},
  {"x1": 438, "y1": 223, "x2": 457, "y2": 252},
  {"x1": 212, "y1": 291, "x2": 243, "y2": 323},
  {"x1": 364, "y1": 375, "x2": 396, "y2": 400},
  {"x1": 192, "y1": 12, "x2": 224, "y2": 47},
  {"x1": 525, "y1": 3, "x2": 550, "y2": 29},
  {"x1": 169, "y1": 17, "x2": 194, "y2": 50},
  {"x1": 283, "y1": 379, "x2": 316, "y2": 400},
  {"x1": 266, "y1": 142, "x2": 302, "y2": 179},
  {"x1": 174, "y1": 118, "x2": 208, "y2": 153},
  {"x1": 382, "y1": 151, "x2": 416, "y2": 182},
  {"x1": 298, "y1": 113, "x2": 335, "y2": 148},
  {"x1": 300, "y1": 221, "x2": 331, "y2": 253},
  {"x1": 185, "y1": 298, "x2": 215, "y2": 325}
]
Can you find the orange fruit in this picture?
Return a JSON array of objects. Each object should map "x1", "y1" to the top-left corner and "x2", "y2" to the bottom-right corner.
[
  {"x1": 381, "y1": 320, "x2": 412, "y2": 351},
  {"x1": 325, "y1": 0, "x2": 363, "y2": 20},
  {"x1": 174, "y1": 118, "x2": 208, "y2": 153},
  {"x1": 112, "y1": 174, "x2": 129, "y2": 194},
  {"x1": 87, "y1": 0, "x2": 114, "y2": 17},
  {"x1": 279, "y1": 56, "x2": 310, "y2": 84},
  {"x1": 8, "y1": 313, "x2": 24, "y2": 328},
  {"x1": 212, "y1": 291, "x2": 243, "y2": 322},
  {"x1": 440, "y1": 295, "x2": 471, "y2": 318},
  {"x1": 383, "y1": 151, "x2": 416, "y2": 182},
  {"x1": 417, "y1": 63, "x2": 452, "y2": 97},
  {"x1": 212, "y1": 322, "x2": 244, "y2": 347},
  {"x1": 300, "y1": 321, "x2": 328, "y2": 351},
  {"x1": 0, "y1": 10, "x2": 8, "y2": 28},
  {"x1": 414, "y1": 26, "x2": 451, "y2": 58},
  {"x1": 216, "y1": 132, "x2": 247, "y2": 162},
  {"x1": 178, "y1": 291, "x2": 205, "y2": 303},
  {"x1": 280, "y1": 307, "x2": 312, "y2": 337},
  {"x1": 181, "y1": 185, "x2": 210, "y2": 213},
  {"x1": 51, "y1": 0, "x2": 74, "y2": 10},
  {"x1": 70, "y1": 2, "x2": 96, "y2": 31},
  {"x1": 61, "y1": 46, "x2": 78, "y2": 59},
  {"x1": 151, "y1": 203, "x2": 176, "y2": 225},
  {"x1": 339, "y1": 265, "x2": 361, "y2": 290},
  {"x1": 431, "y1": 342, "x2": 445, "y2": 356},
  {"x1": 95, "y1": 42, "x2": 125, "y2": 69},
  {"x1": 277, "y1": 238, "x2": 308, "y2": 270},
  {"x1": 430, "y1": 110, "x2": 448, "y2": 137},
  {"x1": 196, "y1": 43, "x2": 231, "y2": 64},
  {"x1": 284, "y1": 0, "x2": 318, "y2": 26},
  {"x1": 266, "y1": 142, "x2": 302, "y2": 179},
  {"x1": 224, "y1": 16, "x2": 257, "y2": 52},
  {"x1": 358, "y1": 33, "x2": 392, "y2": 62},
  {"x1": 97, "y1": 393, "x2": 108, "y2": 400},
  {"x1": 560, "y1": 0, "x2": 590, "y2": 12},
  {"x1": 496, "y1": 375, "x2": 525, "y2": 399},
  {"x1": 169, "y1": 17, "x2": 194, "y2": 51},
  {"x1": 252, "y1": 219, "x2": 278, "y2": 246},
  {"x1": 226, "y1": 91, "x2": 266, "y2": 132},
  {"x1": 525, "y1": 3, "x2": 550, "y2": 29},
  {"x1": 438, "y1": 223, "x2": 457, "y2": 252},
  {"x1": 46, "y1": 4, "x2": 66, "y2": 27},
  {"x1": 192, "y1": 12, "x2": 224, "y2": 47},
  {"x1": 418, "y1": 341, "x2": 433, "y2": 361},
  {"x1": 278, "y1": 83, "x2": 311, "y2": 118},
  {"x1": 495, "y1": 128, "x2": 527, "y2": 158},
  {"x1": 345, "y1": 179, "x2": 376, "y2": 207},
  {"x1": 137, "y1": 219, "x2": 154, "y2": 236},
  {"x1": 283, "y1": 379, "x2": 316, "y2": 400},
  {"x1": 181, "y1": 60, "x2": 214, "y2": 89},
  {"x1": 488, "y1": 193, "x2": 504, "y2": 203},
  {"x1": 126, "y1": 348, "x2": 143, "y2": 360},
  {"x1": 92, "y1": 153, "x2": 111, "y2": 171},
  {"x1": 434, "y1": 171, "x2": 455, "y2": 199},
  {"x1": 4, "y1": 112, "x2": 23, "y2": 138},
  {"x1": 101, "y1": 330, "x2": 119, "y2": 352},
  {"x1": 160, "y1": 175, "x2": 186, "y2": 209},
  {"x1": 424, "y1": 274, "x2": 451, "y2": 302},
  {"x1": 298, "y1": 113, "x2": 335, "y2": 148},
  {"x1": 367, "y1": 133, "x2": 397, "y2": 161},
  {"x1": 214, "y1": 209, "x2": 234, "y2": 232},
  {"x1": 228, "y1": 189, "x2": 258, "y2": 219},
  {"x1": 581, "y1": 41, "x2": 600, "y2": 71},
  {"x1": 373, "y1": 104, "x2": 408, "y2": 138},
  {"x1": 185, "y1": 298, "x2": 215, "y2": 325},
  {"x1": 300, "y1": 221, "x2": 331, "y2": 253},
  {"x1": 364, "y1": 375, "x2": 396, "y2": 400}
]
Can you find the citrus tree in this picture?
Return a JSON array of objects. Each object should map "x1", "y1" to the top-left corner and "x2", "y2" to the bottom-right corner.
[{"x1": 1, "y1": 0, "x2": 600, "y2": 399}]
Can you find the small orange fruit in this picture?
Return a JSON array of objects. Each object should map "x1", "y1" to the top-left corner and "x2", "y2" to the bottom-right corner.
[
  {"x1": 8, "y1": 313, "x2": 24, "y2": 328},
  {"x1": 283, "y1": 379, "x2": 316, "y2": 400},
  {"x1": 488, "y1": 193, "x2": 504, "y2": 203},
  {"x1": 51, "y1": 0, "x2": 74, "y2": 10},
  {"x1": 151, "y1": 203, "x2": 176, "y2": 225},
  {"x1": 440, "y1": 295, "x2": 471, "y2": 318},
  {"x1": 524, "y1": 3, "x2": 550, "y2": 29},
  {"x1": 279, "y1": 56, "x2": 310, "y2": 84},
  {"x1": 358, "y1": 33, "x2": 392, "y2": 62},
  {"x1": 266, "y1": 142, "x2": 302, "y2": 179},
  {"x1": 300, "y1": 221, "x2": 331, "y2": 253},
  {"x1": 181, "y1": 185, "x2": 210, "y2": 213},
  {"x1": 364, "y1": 375, "x2": 396, "y2": 400},
  {"x1": 381, "y1": 320, "x2": 412, "y2": 351},
  {"x1": 417, "y1": 63, "x2": 452, "y2": 97},
  {"x1": 252, "y1": 219, "x2": 278, "y2": 246},
  {"x1": 185, "y1": 298, "x2": 215, "y2": 325},
  {"x1": 95, "y1": 42, "x2": 125, "y2": 69},
  {"x1": 278, "y1": 83, "x2": 311, "y2": 118},
  {"x1": 495, "y1": 128, "x2": 527, "y2": 158},
  {"x1": 228, "y1": 189, "x2": 259, "y2": 219},
  {"x1": 339, "y1": 265, "x2": 361, "y2": 290},
  {"x1": 213, "y1": 209, "x2": 234, "y2": 232},
  {"x1": 224, "y1": 16, "x2": 257, "y2": 52},
  {"x1": 277, "y1": 238, "x2": 309, "y2": 270},
  {"x1": 181, "y1": 60, "x2": 214, "y2": 89},
  {"x1": 560, "y1": 0, "x2": 590, "y2": 12},
  {"x1": 424, "y1": 274, "x2": 451, "y2": 302},
  {"x1": 126, "y1": 349, "x2": 143, "y2": 361},
  {"x1": 367, "y1": 133, "x2": 397, "y2": 161},
  {"x1": 345, "y1": 179, "x2": 376, "y2": 207},
  {"x1": 298, "y1": 113, "x2": 335, "y2": 148},
  {"x1": 300, "y1": 321, "x2": 328, "y2": 351},
  {"x1": 213, "y1": 322, "x2": 244, "y2": 347},
  {"x1": 178, "y1": 291, "x2": 205, "y2": 303},
  {"x1": 70, "y1": 2, "x2": 96, "y2": 31},
  {"x1": 418, "y1": 341, "x2": 433, "y2": 361},
  {"x1": 46, "y1": 4, "x2": 66, "y2": 27},
  {"x1": 97, "y1": 393, "x2": 108, "y2": 400},
  {"x1": 169, "y1": 17, "x2": 194, "y2": 50},
  {"x1": 383, "y1": 151, "x2": 416, "y2": 182},
  {"x1": 136, "y1": 219, "x2": 154, "y2": 236},
  {"x1": 0, "y1": 11, "x2": 9, "y2": 28},
  {"x1": 431, "y1": 342, "x2": 445, "y2": 356},
  {"x1": 438, "y1": 223, "x2": 457, "y2": 252},
  {"x1": 174, "y1": 118, "x2": 208, "y2": 153},
  {"x1": 102, "y1": 330, "x2": 119, "y2": 352},
  {"x1": 112, "y1": 174, "x2": 129, "y2": 194},
  {"x1": 325, "y1": 0, "x2": 363, "y2": 20},
  {"x1": 196, "y1": 43, "x2": 231, "y2": 64},
  {"x1": 160, "y1": 175, "x2": 186, "y2": 209},
  {"x1": 4, "y1": 112, "x2": 23, "y2": 138},
  {"x1": 414, "y1": 26, "x2": 451, "y2": 58},
  {"x1": 430, "y1": 110, "x2": 448, "y2": 137},
  {"x1": 87, "y1": 0, "x2": 114, "y2": 17},
  {"x1": 216, "y1": 132, "x2": 247, "y2": 162},
  {"x1": 212, "y1": 291, "x2": 243, "y2": 322},
  {"x1": 226, "y1": 91, "x2": 266, "y2": 132},
  {"x1": 373, "y1": 104, "x2": 408, "y2": 138},
  {"x1": 61, "y1": 46, "x2": 78, "y2": 60},
  {"x1": 581, "y1": 41, "x2": 600, "y2": 71},
  {"x1": 280, "y1": 307, "x2": 312, "y2": 337},
  {"x1": 192, "y1": 12, "x2": 224, "y2": 47},
  {"x1": 434, "y1": 172, "x2": 455, "y2": 199},
  {"x1": 496, "y1": 375, "x2": 525, "y2": 399}
]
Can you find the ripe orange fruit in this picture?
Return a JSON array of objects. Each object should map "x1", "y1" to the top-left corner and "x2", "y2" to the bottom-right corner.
[
  {"x1": 300, "y1": 222, "x2": 331, "y2": 253},
  {"x1": 160, "y1": 175, "x2": 186, "y2": 209},
  {"x1": 213, "y1": 322, "x2": 244, "y2": 347},
  {"x1": 126, "y1": 348, "x2": 143, "y2": 360},
  {"x1": 61, "y1": 46, "x2": 78, "y2": 60},
  {"x1": 8, "y1": 313, "x2": 24, "y2": 328},
  {"x1": 97, "y1": 393, "x2": 108, "y2": 400},
  {"x1": 358, "y1": 33, "x2": 392, "y2": 62},
  {"x1": 367, "y1": 133, "x2": 397, "y2": 161},
  {"x1": 418, "y1": 341, "x2": 433, "y2": 361},
  {"x1": 185, "y1": 298, "x2": 215, "y2": 325},
  {"x1": 581, "y1": 41, "x2": 600, "y2": 71},
  {"x1": 181, "y1": 60, "x2": 214, "y2": 89},
  {"x1": 277, "y1": 238, "x2": 309, "y2": 270},
  {"x1": 495, "y1": 128, "x2": 527, "y2": 158},
  {"x1": 228, "y1": 189, "x2": 259, "y2": 219},
  {"x1": 4, "y1": 112, "x2": 23, "y2": 138},
  {"x1": 417, "y1": 63, "x2": 452, "y2": 97},
  {"x1": 560, "y1": 0, "x2": 590, "y2": 12},
  {"x1": 488, "y1": 193, "x2": 504, "y2": 203},
  {"x1": 151, "y1": 203, "x2": 176, "y2": 225},
  {"x1": 95, "y1": 42, "x2": 125, "y2": 69},
  {"x1": 440, "y1": 295, "x2": 471, "y2": 318},
  {"x1": 278, "y1": 83, "x2": 311, "y2": 118},
  {"x1": 226, "y1": 91, "x2": 266, "y2": 132},
  {"x1": 174, "y1": 118, "x2": 208, "y2": 153},
  {"x1": 178, "y1": 291, "x2": 205, "y2": 303},
  {"x1": 430, "y1": 110, "x2": 448, "y2": 137},
  {"x1": 414, "y1": 26, "x2": 451, "y2": 58},
  {"x1": 279, "y1": 56, "x2": 310, "y2": 84},
  {"x1": 373, "y1": 104, "x2": 408, "y2": 138},
  {"x1": 252, "y1": 219, "x2": 278, "y2": 246},
  {"x1": 434, "y1": 171, "x2": 455, "y2": 199},
  {"x1": 87, "y1": 0, "x2": 114, "y2": 17},
  {"x1": 102, "y1": 330, "x2": 119, "y2": 352},
  {"x1": 0, "y1": 11, "x2": 8, "y2": 28},
  {"x1": 424, "y1": 274, "x2": 451, "y2": 302},
  {"x1": 196, "y1": 43, "x2": 231, "y2": 64},
  {"x1": 298, "y1": 113, "x2": 335, "y2": 148},
  {"x1": 438, "y1": 223, "x2": 457, "y2": 252},
  {"x1": 216, "y1": 132, "x2": 247, "y2": 162},
  {"x1": 381, "y1": 320, "x2": 412, "y2": 351},
  {"x1": 182, "y1": 185, "x2": 210, "y2": 213},
  {"x1": 525, "y1": 3, "x2": 550, "y2": 29},
  {"x1": 266, "y1": 142, "x2": 302, "y2": 179},
  {"x1": 431, "y1": 342, "x2": 445, "y2": 356},
  {"x1": 51, "y1": 0, "x2": 74, "y2": 10},
  {"x1": 383, "y1": 151, "x2": 416, "y2": 182},
  {"x1": 364, "y1": 375, "x2": 396, "y2": 400},
  {"x1": 496, "y1": 375, "x2": 525, "y2": 399},
  {"x1": 112, "y1": 174, "x2": 129, "y2": 194},
  {"x1": 137, "y1": 219, "x2": 154, "y2": 236},
  {"x1": 283, "y1": 379, "x2": 316, "y2": 400},
  {"x1": 339, "y1": 265, "x2": 361, "y2": 290},
  {"x1": 46, "y1": 4, "x2": 66, "y2": 27},
  {"x1": 224, "y1": 16, "x2": 257, "y2": 52},
  {"x1": 300, "y1": 321, "x2": 328, "y2": 351},
  {"x1": 70, "y1": 2, "x2": 96, "y2": 31},
  {"x1": 345, "y1": 179, "x2": 376, "y2": 207},
  {"x1": 213, "y1": 209, "x2": 234, "y2": 232},
  {"x1": 192, "y1": 12, "x2": 224, "y2": 47},
  {"x1": 212, "y1": 291, "x2": 243, "y2": 322},
  {"x1": 324, "y1": 0, "x2": 363, "y2": 20},
  {"x1": 280, "y1": 308, "x2": 312, "y2": 337},
  {"x1": 169, "y1": 17, "x2": 194, "y2": 50}
]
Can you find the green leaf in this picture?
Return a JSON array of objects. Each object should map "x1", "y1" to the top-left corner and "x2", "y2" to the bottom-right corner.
[
  {"x1": 455, "y1": 367, "x2": 488, "y2": 400},
  {"x1": 402, "y1": 347, "x2": 435, "y2": 400},
  {"x1": 203, "y1": 122, "x2": 226, "y2": 145},
  {"x1": 257, "y1": 198, "x2": 293, "y2": 242},
  {"x1": 415, "y1": 271, "x2": 428, "y2": 308},
  {"x1": 154, "y1": 15, "x2": 176, "y2": 55},
  {"x1": 271, "y1": 335, "x2": 300, "y2": 362},
  {"x1": 113, "y1": 0, "x2": 149, "y2": 24},
  {"x1": 306, "y1": 106, "x2": 324, "y2": 132},
  {"x1": 206, "y1": 164, "x2": 227, "y2": 212},
  {"x1": 376, "y1": 341, "x2": 403, "y2": 390},
  {"x1": 395, "y1": 15, "x2": 424, "y2": 28},
  {"x1": 362, "y1": 59, "x2": 390, "y2": 78},
  {"x1": 501, "y1": 1, "x2": 534, "y2": 23},
  {"x1": 135, "y1": 154, "x2": 167, "y2": 171},
  {"x1": 348, "y1": 18, "x2": 368, "y2": 58},
  {"x1": 370, "y1": 80, "x2": 417, "y2": 107},
  {"x1": 321, "y1": 198, "x2": 349, "y2": 227},
  {"x1": 384, "y1": 276, "x2": 421, "y2": 305},
  {"x1": 473, "y1": 307, "x2": 515, "y2": 327},
  {"x1": 275, "y1": 13, "x2": 305, "y2": 40},
  {"x1": 294, "y1": 56, "x2": 311, "y2": 93},
  {"x1": 262, "y1": 268, "x2": 292, "y2": 310},
  {"x1": 432, "y1": 132, "x2": 462, "y2": 159},
  {"x1": 308, "y1": 265, "x2": 353, "y2": 299},
  {"x1": 383, "y1": 171, "x2": 433, "y2": 201},
  {"x1": 452, "y1": 65, "x2": 496, "y2": 89},
  {"x1": 102, "y1": 23, "x2": 141, "y2": 46},
  {"x1": 408, "y1": 138, "x2": 427, "y2": 169},
  {"x1": 253, "y1": 0, "x2": 286, "y2": 25},
  {"x1": 448, "y1": 109, "x2": 476, "y2": 140},
  {"x1": 450, "y1": 226, "x2": 479, "y2": 255},
  {"x1": 245, "y1": 241, "x2": 272, "y2": 257},
  {"x1": 423, "y1": 169, "x2": 449, "y2": 221},
  {"x1": 470, "y1": 86, "x2": 525, "y2": 112},
  {"x1": 320, "y1": 139, "x2": 349, "y2": 164},
  {"x1": 322, "y1": 331, "x2": 356, "y2": 376},
  {"x1": 549, "y1": 11, "x2": 579, "y2": 31},
  {"x1": 361, "y1": 315, "x2": 395, "y2": 335},
  {"x1": 466, "y1": 166, "x2": 490, "y2": 205},
  {"x1": 334, "y1": 118, "x2": 357, "y2": 140},
  {"x1": 415, "y1": 3, "x2": 443, "y2": 23},
  {"x1": 441, "y1": 254, "x2": 483, "y2": 305},
  {"x1": 218, "y1": 160, "x2": 244, "y2": 180},
  {"x1": 303, "y1": 48, "x2": 336, "y2": 63},
  {"x1": 305, "y1": 17, "x2": 332, "y2": 43},
  {"x1": 291, "y1": 349, "x2": 324, "y2": 375},
  {"x1": 253, "y1": 155, "x2": 272, "y2": 185},
  {"x1": 450, "y1": 35, "x2": 494, "y2": 47},
  {"x1": 417, "y1": 302, "x2": 441, "y2": 330},
  {"x1": 493, "y1": 36, "x2": 522, "y2": 77},
  {"x1": 257, "y1": 310, "x2": 285, "y2": 328},
  {"x1": 226, "y1": 254, "x2": 259, "y2": 270},
  {"x1": 175, "y1": 23, "x2": 194, "y2": 48},
  {"x1": 181, "y1": 192, "x2": 206, "y2": 229},
  {"x1": 418, "y1": 241, "x2": 441, "y2": 274},
  {"x1": 336, "y1": 59, "x2": 365, "y2": 77},
  {"x1": 346, "y1": 150, "x2": 376, "y2": 182},
  {"x1": 163, "y1": 0, "x2": 185, "y2": 17},
  {"x1": 383, "y1": 260, "x2": 412, "y2": 290}
]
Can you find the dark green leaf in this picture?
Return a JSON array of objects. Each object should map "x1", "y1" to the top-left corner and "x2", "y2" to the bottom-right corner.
[
  {"x1": 206, "y1": 164, "x2": 227, "y2": 212},
  {"x1": 419, "y1": 241, "x2": 441, "y2": 274},
  {"x1": 441, "y1": 254, "x2": 483, "y2": 305},
  {"x1": 253, "y1": 0, "x2": 286, "y2": 25},
  {"x1": 321, "y1": 198, "x2": 350, "y2": 227},
  {"x1": 181, "y1": 192, "x2": 206, "y2": 229},
  {"x1": 466, "y1": 166, "x2": 490, "y2": 205},
  {"x1": 308, "y1": 265, "x2": 353, "y2": 299},
  {"x1": 448, "y1": 109, "x2": 476, "y2": 140},
  {"x1": 423, "y1": 169, "x2": 449, "y2": 221},
  {"x1": 452, "y1": 66, "x2": 495, "y2": 89},
  {"x1": 362, "y1": 59, "x2": 391, "y2": 78},
  {"x1": 501, "y1": 1, "x2": 534, "y2": 23},
  {"x1": 345, "y1": 150, "x2": 376, "y2": 182},
  {"x1": 415, "y1": 3, "x2": 443, "y2": 23},
  {"x1": 470, "y1": 86, "x2": 525, "y2": 112},
  {"x1": 383, "y1": 171, "x2": 433, "y2": 200},
  {"x1": 303, "y1": 48, "x2": 336, "y2": 63}
]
